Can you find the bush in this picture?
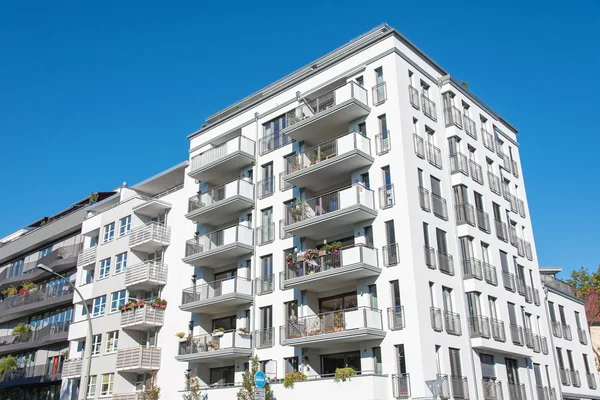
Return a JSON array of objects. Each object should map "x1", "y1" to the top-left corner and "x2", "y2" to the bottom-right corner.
[
  {"x1": 283, "y1": 371, "x2": 306, "y2": 389},
  {"x1": 334, "y1": 367, "x2": 356, "y2": 382}
]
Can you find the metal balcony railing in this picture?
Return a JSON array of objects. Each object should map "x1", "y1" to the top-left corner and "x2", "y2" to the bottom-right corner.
[
  {"x1": 392, "y1": 373, "x2": 411, "y2": 399},
  {"x1": 431, "y1": 193, "x2": 448, "y2": 220},
  {"x1": 426, "y1": 141, "x2": 443, "y2": 169},
  {"x1": 256, "y1": 274, "x2": 274, "y2": 295},
  {"x1": 517, "y1": 199, "x2": 526, "y2": 218},
  {"x1": 190, "y1": 136, "x2": 255, "y2": 173},
  {"x1": 525, "y1": 241, "x2": 533, "y2": 261},
  {"x1": 532, "y1": 334, "x2": 541, "y2": 353},
  {"x1": 535, "y1": 386, "x2": 548, "y2": 400},
  {"x1": 413, "y1": 134, "x2": 425, "y2": 158},
  {"x1": 279, "y1": 219, "x2": 292, "y2": 239},
  {"x1": 512, "y1": 160, "x2": 519, "y2": 178},
  {"x1": 463, "y1": 258, "x2": 483, "y2": 280},
  {"x1": 437, "y1": 374, "x2": 451, "y2": 399},
  {"x1": 284, "y1": 184, "x2": 375, "y2": 226},
  {"x1": 524, "y1": 328, "x2": 534, "y2": 349},
  {"x1": 571, "y1": 370, "x2": 581, "y2": 387},
  {"x1": 256, "y1": 223, "x2": 275, "y2": 246},
  {"x1": 185, "y1": 224, "x2": 254, "y2": 257},
  {"x1": 257, "y1": 176, "x2": 275, "y2": 199},
  {"x1": 510, "y1": 324, "x2": 524, "y2": 346},
  {"x1": 502, "y1": 271, "x2": 516, "y2": 292},
  {"x1": 129, "y1": 222, "x2": 171, "y2": 248},
  {"x1": 0, "y1": 282, "x2": 74, "y2": 314},
  {"x1": 559, "y1": 368, "x2": 571, "y2": 385},
  {"x1": 255, "y1": 327, "x2": 275, "y2": 349},
  {"x1": 112, "y1": 394, "x2": 147, "y2": 400},
  {"x1": 507, "y1": 383, "x2": 526, "y2": 400},
  {"x1": 470, "y1": 160, "x2": 484, "y2": 184},
  {"x1": 496, "y1": 139, "x2": 504, "y2": 158},
  {"x1": 188, "y1": 179, "x2": 255, "y2": 213},
  {"x1": 578, "y1": 328, "x2": 588, "y2": 345},
  {"x1": 533, "y1": 288, "x2": 540, "y2": 306},
  {"x1": 0, "y1": 321, "x2": 69, "y2": 348},
  {"x1": 375, "y1": 131, "x2": 391, "y2": 155},
  {"x1": 379, "y1": 184, "x2": 395, "y2": 209},
  {"x1": 524, "y1": 286, "x2": 533, "y2": 303},
  {"x1": 421, "y1": 94, "x2": 437, "y2": 121},
  {"x1": 419, "y1": 186, "x2": 431, "y2": 212},
  {"x1": 490, "y1": 318, "x2": 506, "y2": 342},
  {"x1": 181, "y1": 277, "x2": 252, "y2": 305},
  {"x1": 517, "y1": 278, "x2": 526, "y2": 296},
  {"x1": 388, "y1": 306, "x2": 405, "y2": 330},
  {"x1": 488, "y1": 172, "x2": 502, "y2": 195},
  {"x1": 408, "y1": 85, "x2": 420, "y2": 109},
  {"x1": 438, "y1": 252, "x2": 454, "y2": 275},
  {"x1": 424, "y1": 246, "x2": 436, "y2": 269},
  {"x1": 430, "y1": 307, "x2": 444, "y2": 332},
  {"x1": 549, "y1": 388, "x2": 557, "y2": 400},
  {"x1": 179, "y1": 330, "x2": 252, "y2": 356},
  {"x1": 383, "y1": 243, "x2": 400, "y2": 267},
  {"x1": 372, "y1": 82, "x2": 387, "y2": 105},
  {"x1": 469, "y1": 316, "x2": 490, "y2": 338},
  {"x1": 281, "y1": 307, "x2": 383, "y2": 340},
  {"x1": 444, "y1": 310, "x2": 462, "y2": 335},
  {"x1": 475, "y1": 209, "x2": 491, "y2": 233},
  {"x1": 125, "y1": 261, "x2": 167, "y2": 288},
  {"x1": 116, "y1": 347, "x2": 161, "y2": 371},
  {"x1": 286, "y1": 81, "x2": 368, "y2": 127},
  {"x1": 482, "y1": 378, "x2": 502, "y2": 400},
  {"x1": 483, "y1": 263, "x2": 498, "y2": 286},
  {"x1": 509, "y1": 226, "x2": 519, "y2": 248},
  {"x1": 450, "y1": 376, "x2": 469, "y2": 399},
  {"x1": 0, "y1": 362, "x2": 63, "y2": 384},
  {"x1": 551, "y1": 321, "x2": 562, "y2": 338},
  {"x1": 258, "y1": 132, "x2": 293, "y2": 155},
  {"x1": 541, "y1": 274, "x2": 579, "y2": 298},
  {"x1": 501, "y1": 154, "x2": 512, "y2": 173},
  {"x1": 450, "y1": 152, "x2": 469, "y2": 176},
  {"x1": 587, "y1": 373, "x2": 597, "y2": 389},
  {"x1": 562, "y1": 324, "x2": 572, "y2": 340},
  {"x1": 464, "y1": 115, "x2": 477, "y2": 139},
  {"x1": 455, "y1": 202, "x2": 476, "y2": 226},
  {"x1": 541, "y1": 336, "x2": 549, "y2": 354},
  {"x1": 444, "y1": 106, "x2": 463, "y2": 129},
  {"x1": 279, "y1": 172, "x2": 293, "y2": 192},
  {"x1": 495, "y1": 219, "x2": 508, "y2": 242},
  {"x1": 482, "y1": 128, "x2": 495, "y2": 151}
]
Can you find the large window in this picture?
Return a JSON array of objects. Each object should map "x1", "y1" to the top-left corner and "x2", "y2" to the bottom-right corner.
[
  {"x1": 91, "y1": 334, "x2": 102, "y2": 356},
  {"x1": 115, "y1": 252, "x2": 128, "y2": 274},
  {"x1": 87, "y1": 375, "x2": 97, "y2": 398},
  {"x1": 100, "y1": 373, "x2": 114, "y2": 396},
  {"x1": 103, "y1": 222, "x2": 115, "y2": 243},
  {"x1": 105, "y1": 331, "x2": 119, "y2": 354},
  {"x1": 92, "y1": 295, "x2": 106, "y2": 317},
  {"x1": 321, "y1": 351, "x2": 361, "y2": 375},
  {"x1": 110, "y1": 290, "x2": 127, "y2": 313},
  {"x1": 119, "y1": 215, "x2": 131, "y2": 237},
  {"x1": 99, "y1": 258, "x2": 111, "y2": 279},
  {"x1": 212, "y1": 315, "x2": 237, "y2": 331},
  {"x1": 319, "y1": 292, "x2": 358, "y2": 313},
  {"x1": 39, "y1": 246, "x2": 53, "y2": 258}
]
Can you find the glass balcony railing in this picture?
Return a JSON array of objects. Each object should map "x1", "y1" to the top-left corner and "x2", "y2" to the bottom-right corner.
[
  {"x1": 181, "y1": 277, "x2": 252, "y2": 305},
  {"x1": 190, "y1": 136, "x2": 255, "y2": 176},
  {"x1": 185, "y1": 225, "x2": 254, "y2": 258},
  {"x1": 187, "y1": 180, "x2": 255, "y2": 214}
]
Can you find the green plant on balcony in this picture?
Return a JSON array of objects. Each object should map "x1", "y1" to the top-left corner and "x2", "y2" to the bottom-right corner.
[
  {"x1": 2, "y1": 286, "x2": 18, "y2": 298},
  {"x1": 11, "y1": 323, "x2": 31, "y2": 339},
  {"x1": 182, "y1": 369, "x2": 203, "y2": 400},
  {"x1": 149, "y1": 297, "x2": 167, "y2": 309},
  {"x1": 212, "y1": 327, "x2": 225, "y2": 336},
  {"x1": 19, "y1": 281, "x2": 38, "y2": 296},
  {"x1": 285, "y1": 253, "x2": 296, "y2": 265},
  {"x1": 283, "y1": 371, "x2": 307, "y2": 389},
  {"x1": 0, "y1": 356, "x2": 18, "y2": 375},
  {"x1": 89, "y1": 192, "x2": 99, "y2": 204},
  {"x1": 175, "y1": 332, "x2": 186, "y2": 339},
  {"x1": 303, "y1": 249, "x2": 319, "y2": 261},
  {"x1": 207, "y1": 339, "x2": 219, "y2": 350},
  {"x1": 238, "y1": 327, "x2": 250, "y2": 335},
  {"x1": 334, "y1": 366, "x2": 356, "y2": 382},
  {"x1": 323, "y1": 241, "x2": 343, "y2": 254},
  {"x1": 310, "y1": 152, "x2": 318, "y2": 166}
]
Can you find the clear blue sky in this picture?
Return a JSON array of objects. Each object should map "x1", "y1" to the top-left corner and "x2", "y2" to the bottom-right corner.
[{"x1": 1, "y1": 1, "x2": 598, "y2": 278}]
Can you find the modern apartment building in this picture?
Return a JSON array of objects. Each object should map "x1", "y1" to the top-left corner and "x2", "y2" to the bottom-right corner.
[
  {"x1": 539, "y1": 267, "x2": 598, "y2": 399},
  {"x1": 0, "y1": 192, "x2": 112, "y2": 400}
]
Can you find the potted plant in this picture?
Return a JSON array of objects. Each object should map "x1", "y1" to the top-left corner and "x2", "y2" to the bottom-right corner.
[
  {"x1": 285, "y1": 254, "x2": 295, "y2": 265},
  {"x1": 334, "y1": 367, "x2": 356, "y2": 382},
  {"x1": 22, "y1": 281, "x2": 38, "y2": 292},
  {"x1": 12, "y1": 323, "x2": 31, "y2": 340},
  {"x1": 89, "y1": 192, "x2": 99, "y2": 204},
  {"x1": 133, "y1": 299, "x2": 145, "y2": 309},
  {"x1": 304, "y1": 249, "x2": 319, "y2": 261},
  {"x1": 333, "y1": 312, "x2": 345, "y2": 332},
  {"x1": 208, "y1": 339, "x2": 219, "y2": 350},
  {"x1": 175, "y1": 332, "x2": 187, "y2": 342},
  {"x1": 0, "y1": 356, "x2": 17, "y2": 375},
  {"x1": 283, "y1": 371, "x2": 307, "y2": 389},
  {"x1": 159, "y1": 299, "x2": 167, "y2": 309},
  {"x1": 310, "y1": 153, "x2": 318, "y2": 166},
  {"x1": 2, "y1": 286, "x2": 18, "y2": 297},
  {"x1": 212, "y1": 327, "x2": 225, "y2": 336},
  {"x1": 238, "y1": 327, "x2": 250, "y2": 335}
]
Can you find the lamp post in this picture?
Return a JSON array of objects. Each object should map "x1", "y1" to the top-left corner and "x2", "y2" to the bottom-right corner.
[{"x1": 37, "y1": 264, "x2": 93, "y2": 400}]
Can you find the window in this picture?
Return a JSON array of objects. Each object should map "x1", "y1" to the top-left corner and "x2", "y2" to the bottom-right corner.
[
  {"x1": 119, "y1": 215, "x2": 131, "y2": 237},
  {"x1": 99, "y1": 258, "x2": 111, "y2": 279},
  {"x1": 100, "y1": 373, "x2": 114, "y2": 396},
  {"x1": 110, "y1": 290, "x2": 127, "y2": 313},
  {"x1": 374, "y1": 68, "x2": 386, "y2": 104},
  {"x1": 390, "y1": 280, "x2": 401, "y2": 311},
  {"x1": 103, "y1": 222, "x2": 115, "y2": 243},
  {"x1": 87, "y1": 375, "x2": 97, "y2": 398},
  {"x1": 115, "y1": 252, "x2": 128, "y2": 274},
  {"x1": 39, "y1": 246, "x2": 53, "y2": 258},
  {"x1": 261, "y1": 255, "x2": 273, "y2": 279},
  {"x1": 285, "y1": 357, "x2": 299, "y2": 374},
  {"x1": 356, "y1": 76, "x2": 364, "y2": 87},
  {"x1": 105, "y1": 331, "x2": 119, "y2": 353},
  {"x1": 92, "y1": 295, "x2": 106, "y2": 317},
  {"x1": 369, "y1": 284, "x2": 378, "y2": 309},
  {"x1": 358, "y1": 122, "x2": 367, "y2": 136},
  {"x1": 91, "y1": 334, "x2": 102, "y2": 356},
  {"x1": 9, "y1": 259, "x2": 24, "y2": 278}
]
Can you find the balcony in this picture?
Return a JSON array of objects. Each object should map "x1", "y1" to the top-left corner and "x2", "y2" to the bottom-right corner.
[
  {"x1": 469, "y1": 316, "x2": 490, "y2": 339},
  {"x1": 541, "y1": 274, "x2": 579, "y2": 298},
  {"x1": 437, "y1": 374, "x2": 452, "y2": 399},
  {"x1": 176, "y1": 330, "x2": 252, "y2": 363},
  {"x1": 0, "y1": 362, "x2": 63, "y2": 388},
  {"x1": 495, "y1": 219, "x2": 508, "y2": 242},
  {"x1": 280, "y1": 307, "x2": 385, "y2": 347},
  {"x1": 450, "y1": 376, "x2": 469, "y2": 399},
  {"x1": 431, "y1": 193, "x2": 448, "y2": 220},
  {"x1": 438, "y1": 252, "x2": 454, "y2": 275},
  {"x1": 444, "y1": 106, "x2": 463, "y2": 129},
  {"x1": 488, "y1": 172, "x2": 501, "y2": 195},
  {"x1": 372, "y1": 82, "x2": 387, "y2": 105},
  {"x1": 524, "y1": 286, "x2": 533, "y2": 303},
  {"x1": 450, "y1": 152, "x2": 469, "y2": 176},
  {"x1": 0, "y1": 321, "x2": 69, "y2": 356},
  {"x1": 470, "y1": 160, "x2": 484, "y2": 184},
  {"x1": 482, "y1": 378, "x2": 502, "y2": 400},
  {"x1": 426, "y1": 142, "x2": 443, "y2": 169},
  {"x1": 116, "y1": 347, "x2": 161, "y2": 373},
  {"x1": 421, "y1": 94, "x2": 437, "y2": 121},
  {"x1": 418, "y1": 186, "x2": 431, "y2": 211},
  {"x1": 0, "y1": 282, "x2": 74, "y2": 323},
  {"x1": 255, "y1": 327, "x2": 275, "y2": 349},
  {"x1": 258, "y1": 131, "x2": 294, "y2": 155},
  {"x1": 387, "y1": 306, "x2": 405, "y2": 331},
  {"x1": 483, "y1": 263, "x2": 498, "y2": 286},
  {"x1": 255, "y1": 274, "x2": 274, "y2": 295},
  {"x1": 62, "y1": 358, "x2": 82, "y2": 379},
  {"x1": 560, "y1": 368, "x2": 571, "y2": 386},
  {"x1": 180, "y1": 277, "x2": 252, "y2": 314},
  {"x1": 121, "y1": 306, "x2": 165, "y2": 331},
  {"x1": 464, "y1": 115, "x2": 477, "y2": 140},
  {"x1": 587, "y1": 373, "x2": 597, "y2": 389},
  {"x1": 125, "y1": 261, "x2": 167, "y2": 291},
  {"x1": 542, "y1": 336, "x2": 549, "y2": 354},
  {"x1": 517, "y1": 199, "x2": 526, "y2": 218},
  {"x1": 77, "y1": 245, "x2": 96, "y2": 268},
  {"x1": 525, "y1": 241, "x2": 533, "y2": 261},
  {"x1": 183, "y1": 225, "x2": 254, "y2": 267},
  {"x1": 280, "y1": 244, "x2": 380, "y2": 291},
  {"x1": 510, "y1": 324, "x2": 524, "y2": 346},
  {"x1": 524, "y1": 329, "x2": 534, "y2": 349},
  {"x1": 502, "y1": 271, "x2": 516, "y2": 292},
  {"x1": 507, "y1": 383, "x2": 526, "y2": 400},
  {"x1": 189, "y1": 136, "x2": 256, "y2": 184},
  {"x1": 501, "y1": 154, "x2": 512, "y2": 173},
  {"x1": 455, "y1": 203, "x2": 476, "y2": 226},
  {"x1": 424, "y1": 246, "x2": 436, "y2": 269},
  {"x1": 284, "y1": 81, "x2": 370, "y2": 143},
  {"x1": 571, "y1": 370, "x2": 581, "y2": 387},
  {"x1": 186, "y1": 180, "x2": 255, "y2": 224},
  {"x1": 392, "y1": 373, "x2": 411, "y2": 399},
  {"x1": 482, "y1": 128, "x2": 494, "y2": 151},
  {"x1": 533, "y1": 334, "x2": 542, "y2": 353},
  {"x1": 283, "y1": 131, "x2": 374, "y2": 191},
  {"x1": 535, "y1": 385, "x2": 549, "y2": 400},
  {"x1": 490, "y1": 318, "x2": 506, "y2": 342},
  {"x1": 430, "y1": 307, "x2": 443, "y2": 332},
  {"x1": 551, "y1": 321, "x2": 563, "y2": 338},
  {"x1": 562, "y1": 324, "x2": 572, "y2": 340},
  {"x1": 578, "y1": 328, "x2": 588, "y2": 345},
  {"x1": 383, "y1": 243, "x2": 399, "y2": 267},
  {"x1": 379, "y1": 184, "x2": 395, "y2": 209},
  {"x1": 283, "y1": 184, "x2": 377, "y2": 239},
  {"x1": 112, "y1": 394, "x2": 147, "y2": 400},
  {"x1": 132, "y1": 198, "x2": 172, "y2": 219},
  {"x1": 463, "y1": 258, "x2": 482, "y2": 280},
  {"x1": 409, "y1": 85, "x2": 420, "y2": 109},
  {"x1": 256, "y1": 223, "x2": 275, "y2": 246},
  {"x1": 444, "y1": 311, "x2": 462, "y2": 335},
  {"x1": 129, "y1": 222, "x2": 171, "y2": 253},
  {"x1": 375, "y1": 131, "x2": 391, "y2": 155},
  {"x1": 413, "y1": 134, "x2": 425, "y2": 158}
]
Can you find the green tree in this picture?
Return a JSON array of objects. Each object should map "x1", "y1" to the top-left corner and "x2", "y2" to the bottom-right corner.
[
  {"x1": 0, "y1": 356, "x2": 17, "y2": 375},
  {"x1": 237, "y1": 356, "x2": 274, "y2": 400},
  {"x1": 182, "y1": 370, "x2": 202, "y2": 400}
]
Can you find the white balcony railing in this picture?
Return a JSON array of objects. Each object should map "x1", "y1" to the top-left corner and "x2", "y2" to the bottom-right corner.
[
  {"x1": 77, "y1": 246, "x2": 97, "y2": 268},
  {"x1": 188, "y1": 179, "x2": 254, "y2": 213},
  {"x1": 125, "y1": 261, "x2": 168, "y2": 288},
  {"x1": 178, "y1": 330, "x2": 252, "y2": 356},
  {"x1": 190, "y1": 136, "x2": 255, "y2": 174},
  {"x1": 185, "y1": 225, "x2": 254, "y2": 257},
  {"x1": 116, "y1": 347, "x2": 161, "y2": 371},
  {"x1": 129, "y1": 222, "x2": 171, "y2": 248},
  {"x1": 61, "y1": 358, "x2": 83, "y2": 378},
  {"x1": 121, "y1": 306, "x2": 165, "y2": 328},
  {"x1": 181, "y1": 277, "x2": 253, "y2": 305}
]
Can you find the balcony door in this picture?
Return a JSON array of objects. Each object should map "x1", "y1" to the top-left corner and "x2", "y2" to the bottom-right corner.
[
  {"x1": 319, "y1": 292, "x2": 357, "y2": 313},
  {"x1": 505, "y1": 358, "x2": 519, "y2": 384},
  {"x1": 263, "y1": 115, "x2": 286, "y2": 151},
  {"x1": 396, "y1": 344, "x2": 407, "y2": 374},
  {"x1": 533, "y1": 363, "x2": 543, "y2": 387},
  {"x1": 321, "y1": 351, "x2": 360, "y2": 375},
  {"x1": 210, "y1": 366, "x2": 234, "y2": 387},
  {"x1": 449, "y1": 348, "x2": 462, "y2": 377},
  {"x1": 466, "y1": 292, "x2": 480, "y2": 319},
  {"x1": 436, "y1": 229, "x2": 448, "y2": 256}
]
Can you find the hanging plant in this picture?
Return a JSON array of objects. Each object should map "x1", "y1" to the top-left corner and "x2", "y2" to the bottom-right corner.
[{"x1": 303, "y1": 249, "x2": 319, "y2": 261}]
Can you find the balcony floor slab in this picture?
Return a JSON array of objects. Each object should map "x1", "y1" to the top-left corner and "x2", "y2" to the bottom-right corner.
[
  {"x1": 175, "y1": 348, "x2": 252, "y2": 363},
  {"x1": 182, "y1": 243, "x2": 254, "y2": 268},
  {"x1": 185, "y1": 196, "x2": 254, "y2": 224},
  {"x1": 180, "y1": 293, "x2": 253, "y2": 315},
  {"x1": 188, "y1": 152, "x2": 254, "y2": 184},
  {"x1": 284, "y1": 205, "x2": 377, "y2": 239},
  {"x1": 282, "y1": 328, "x2": 385, "y2": 348},
  {"x1": 282, "y1": 263, "x2": 381, "y2": 291}
]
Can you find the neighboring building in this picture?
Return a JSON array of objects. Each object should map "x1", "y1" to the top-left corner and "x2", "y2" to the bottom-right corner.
[
  {"x1": 62, "y1": 162, "x2": 189, "y2": 399},
  {"x1": 540, "y1": 267, "x2": 599, "y2": 399},
  {"x1": 583, "y1": 285, "x2": 600, "y2": 370},
  {"x1": 0, "y1": 192, "x2": 112, "y2": 400}
]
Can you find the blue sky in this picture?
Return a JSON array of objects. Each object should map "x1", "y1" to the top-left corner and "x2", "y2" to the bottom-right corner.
[{"x1": 0, "y1": 1, "x2": 598, "y2": 278}]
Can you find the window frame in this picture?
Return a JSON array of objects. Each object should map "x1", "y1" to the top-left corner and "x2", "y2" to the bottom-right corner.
[
  {"x1": 110, "y1": 290, "x2": 127, "y2": 313},
  {"x1": 92, "y1": 295, "x2": 107, "y2": 317},
  {"x1": 114, "y1": 252, "x2": 128, "y2": 274},
  {"x1": 100, "y1": 373, "x2": 114, "y2": 396},
  {"x1": 105, "y1": 331, "x2": 119, "y2": 354},
  {"x1": 103, "y1": 222, "x2": 115, "y2": 243},
  {"x1": 99, "y1": 258, "x2": 111, "y2": 279},
  {"x1": 119, "y1": 215, "x2": 131, "y2": 237}
]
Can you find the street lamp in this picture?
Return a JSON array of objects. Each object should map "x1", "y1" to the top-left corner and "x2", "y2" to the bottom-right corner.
[{"x1": 37, "y1": 264, "x2": 93, "y2": 400}]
